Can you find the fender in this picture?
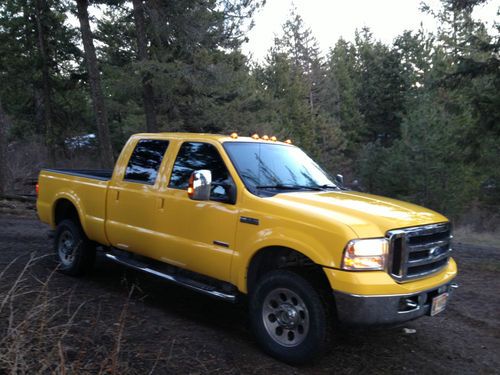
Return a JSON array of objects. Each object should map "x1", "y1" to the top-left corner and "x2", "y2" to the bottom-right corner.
[
  {"x1": 52, "y1": 191, "x2": 87, "y2": 233},
  {"x1": 232, "y1": 225, "x2": 353, "y2": 293}
]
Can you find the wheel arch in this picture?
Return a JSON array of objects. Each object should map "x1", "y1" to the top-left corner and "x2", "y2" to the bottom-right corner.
[
  {"x1": 52, "y1": 196, "x2": 85, "y2": 232},
  {"x1": 246, "y1": 246, "x2": 332, "y2": 295}
]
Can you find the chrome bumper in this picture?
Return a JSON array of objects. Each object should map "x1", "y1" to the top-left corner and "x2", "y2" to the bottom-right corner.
[{"x1": 333, "y1": 281, "x2": 457, "y2": 326}]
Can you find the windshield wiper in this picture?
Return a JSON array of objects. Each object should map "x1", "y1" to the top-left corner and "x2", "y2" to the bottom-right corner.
[
  {"x1": 255, "y1": 184, "x2": 324, "y2": 191},
  {"x1": 319, "y1": 184, "x2": 339, "y2": 190}
]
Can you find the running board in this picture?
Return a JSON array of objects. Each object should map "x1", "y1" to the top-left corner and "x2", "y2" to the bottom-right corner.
[{"x1": 104, "y1": 253, "x2": 237, "y2": 303}]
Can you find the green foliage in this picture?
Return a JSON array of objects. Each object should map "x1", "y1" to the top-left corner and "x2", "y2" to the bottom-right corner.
[
  {"x1": 355, "y1": 28, "x2": 409, "y2": 145},
  {"x1": 358, "y1": 91, "x2": 478, "y2": 218},
  {"x1": 255, "y1": 10, "x2": 348, "y2": 172},
  {"x1": 323, "y1": 39, "x2": 364, "y2": 153},
  {"x1": 0, "y1": 0, "x2": 92, "y2": 150}
]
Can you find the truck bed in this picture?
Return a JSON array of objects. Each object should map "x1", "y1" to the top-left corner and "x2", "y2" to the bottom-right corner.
[
  {"x1": 37, "y1": 168, "x2": 111, "y2": 245},
  {"x1": 43, "y1": 169, "x2": 113, "y2": 181}
]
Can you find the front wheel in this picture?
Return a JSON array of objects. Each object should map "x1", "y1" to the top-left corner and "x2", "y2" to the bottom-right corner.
[
  {"x1": 54, "y1": 219, "x2": 95, "y2": 276},
  {"x1": 249, "y1": 270, "x2": 330, "y2": 364}
]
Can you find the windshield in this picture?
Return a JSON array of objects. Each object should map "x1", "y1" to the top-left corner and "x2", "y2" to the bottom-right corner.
[{"x1": 223, "y1": 142, "x2": 337, "y2": 195}]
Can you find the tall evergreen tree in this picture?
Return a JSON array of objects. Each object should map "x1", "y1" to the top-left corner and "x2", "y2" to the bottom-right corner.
[
  {"x1": 273, "y1": 8, "x2": 323, "y2": 114},
  {"x1": 323, "y1": 39, "x2": 365, "y2": 153},
  {"x1": 355, "y1": 28, "x2": 409, "y2": 145},
  {"x1": 76, "y1": 0, "x2": 114, "y2": 167},
  {"x1": 1, "y1": 0, "x2": 85, "y2": 162},
  {"x1": 34, "y1": 0, "x2": 56, "y2": 163},
  {"x1": 132, "y1": 0, "x2": 157, "y2": 132},
  {"x1": 257, "y1": 10, "x2": 347, "y2": 171},
  {"x1": 94, "y1": 0, "x2": 265, "y2": 138}
]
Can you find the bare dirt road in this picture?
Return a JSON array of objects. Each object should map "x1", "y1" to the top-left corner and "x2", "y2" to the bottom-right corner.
[{"x1": 0, "y1": 211, "x2": 499, "y2": 374}]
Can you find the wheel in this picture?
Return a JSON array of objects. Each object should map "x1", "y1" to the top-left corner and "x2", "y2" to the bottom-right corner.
[
  {"x1": 54, "y1": 219, "x2": 95, "y2": 276},
  {"x1": 249, "y1": 270, "x2": 330, "y2": 364}
]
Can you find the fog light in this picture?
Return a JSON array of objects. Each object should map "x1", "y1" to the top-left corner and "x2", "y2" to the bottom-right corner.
[{"x1": 399, "y1": 296, "x2": 419, "y2": 311}]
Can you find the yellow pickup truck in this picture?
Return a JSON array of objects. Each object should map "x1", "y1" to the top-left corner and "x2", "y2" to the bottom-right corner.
[{"x1": 37, "y1": 132, "x2": 457, "y2": 363}]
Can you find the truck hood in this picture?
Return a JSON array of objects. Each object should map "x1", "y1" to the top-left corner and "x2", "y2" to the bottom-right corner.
[{"x1": 270, "y1": 190, "x2": 448, "y2": 238}]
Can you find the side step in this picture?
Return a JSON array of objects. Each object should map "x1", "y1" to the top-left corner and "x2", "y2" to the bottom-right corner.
[{"x1": 104, "y1": 253, "x2": 237, "y2": 303}]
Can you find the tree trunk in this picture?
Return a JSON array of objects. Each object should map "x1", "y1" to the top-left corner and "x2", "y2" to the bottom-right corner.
[
  {"x1": 0, "y1": 100, "x2": 10, "y2": 196},
  {"x1": 75, "y1": 0, "x2": 114, "y2": 168},
  {"x1": 144, "y1": 0, "x2": 164, "y2": 53},
  {"x1": 34, "y1": 0, "x2": 56, "y2": 165},
  {"x1": 132, "y1": 0, "x2": 158, "y2": 133}
]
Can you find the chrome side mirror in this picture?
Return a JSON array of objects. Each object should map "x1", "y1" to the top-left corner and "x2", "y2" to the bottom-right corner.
[
  {"x1": 188, "y1": 170, "x2": 212, "y2": 201},
  {"x1": 335, "y1": 173, "x2": 344, "y2": 186}
]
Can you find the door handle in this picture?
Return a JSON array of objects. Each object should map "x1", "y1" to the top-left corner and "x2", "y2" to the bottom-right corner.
[
  {"x1": 115, "y1": 190, "x2": 120, "y2": 201},
  {"x1": 157, "y1": 197, "x2": 165, "y2": 210}
]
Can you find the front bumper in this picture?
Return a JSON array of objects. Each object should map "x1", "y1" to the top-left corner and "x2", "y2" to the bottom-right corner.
[{"x1": 333, "y1": 281, "x2": 456, "y2": 326}]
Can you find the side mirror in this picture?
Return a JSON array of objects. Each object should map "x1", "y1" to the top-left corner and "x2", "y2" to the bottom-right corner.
[
  {"x1": 335, "y1": 173, "x2": 344, "y2": 186},
  {"x1": 351, "y1": 179, "x2": 361, "y2": 191},
  {"x1": 188, "y1": 170, "x2": 212, "y2": 201}
]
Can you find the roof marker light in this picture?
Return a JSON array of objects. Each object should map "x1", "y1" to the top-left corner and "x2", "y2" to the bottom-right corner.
[
  {"x1": 270, "y1": 136, "x2": 277, "y2": 142},
  {"x1": 284, "y1": 139, "x2": 292, "y2": 144},
  {"x1": 251, "y1": 133, "x2": 260, "y2": 140},
  {"x1": 262, "y1": 135, "x2": 269, "y2": 141},
  {"x1": 230, "y1": 132, "x2": 238, "y2": 139}
]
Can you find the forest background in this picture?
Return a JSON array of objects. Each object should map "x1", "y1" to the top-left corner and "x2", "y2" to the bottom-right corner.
[{"x1": 0, "y1": 0, "x2": 498, "y2": 229}]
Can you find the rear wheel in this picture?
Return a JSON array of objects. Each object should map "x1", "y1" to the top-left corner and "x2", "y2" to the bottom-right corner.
[
  {"x1": 249, "y1": 270, "x2": 330, "y2": 364},
  {"x1": 54, "y1": 219, "x2": 95, "y2": 276}
]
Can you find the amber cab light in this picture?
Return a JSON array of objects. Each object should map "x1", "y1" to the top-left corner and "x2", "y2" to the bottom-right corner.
[
  {"x1": 230, "y1": 132, "x2": 238, "y2": 139},
  {"x1": 270, "y1": 136, "x2": 277, "y2": 142},
  {"x1": 284, "y1": 139, "x2": 292, "y2": 144},
  {"x1": 251, "y1": 133, "x2": 259, "y2": 140},
  {"x1": 262, "y1": 135, "x2": 269, "y2": 141},
  {"x1": 35, "y1": 183, "x2": 39, "y2": 195}
]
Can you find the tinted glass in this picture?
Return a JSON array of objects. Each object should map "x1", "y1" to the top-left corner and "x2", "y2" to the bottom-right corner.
[
  {"x1": 124, "y1": 139, "x2": 169, "y2": 185},
  {"x1": 169, "y1": 142, "x2": 233, "y2": 201},
  {"x1": 224, "y1": 142, "x2": 336, "y2": 194}
]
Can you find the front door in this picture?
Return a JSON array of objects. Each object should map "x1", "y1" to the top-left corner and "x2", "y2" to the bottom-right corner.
[{"x1": 156, "y1": 141, "x2": 239, "y2": 281}]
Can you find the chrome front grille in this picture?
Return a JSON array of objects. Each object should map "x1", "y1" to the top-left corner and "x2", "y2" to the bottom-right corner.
[{"x1": 387, "y1": 223, "x2": 452, "y2": 282}]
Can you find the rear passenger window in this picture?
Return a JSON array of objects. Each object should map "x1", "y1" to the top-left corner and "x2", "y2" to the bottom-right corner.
[
  {"x1": 124, "y1": 139, "x2": 169, "y2": 185},
  {"x1": 169, "y1": 142, "x2": 234, "y2": 202}
]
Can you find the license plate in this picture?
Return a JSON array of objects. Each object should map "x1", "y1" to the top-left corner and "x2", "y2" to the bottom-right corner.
[{"x1": 430, "y1": 293, "x2": 448, "y2": 316}]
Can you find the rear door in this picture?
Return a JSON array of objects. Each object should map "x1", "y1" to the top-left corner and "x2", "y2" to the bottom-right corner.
[{"x1": 105, "y1": 138, "x2": 171, "y2": 258}]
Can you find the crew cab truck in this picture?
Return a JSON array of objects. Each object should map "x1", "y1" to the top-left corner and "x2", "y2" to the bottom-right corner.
[{"x1": 37, "y1": 133, "x2": 457, "y2": 364}]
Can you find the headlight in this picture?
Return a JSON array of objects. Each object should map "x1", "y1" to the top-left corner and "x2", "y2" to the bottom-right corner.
[{"x1": 341, "y1": 238, "x2": 389, "y2": 270}]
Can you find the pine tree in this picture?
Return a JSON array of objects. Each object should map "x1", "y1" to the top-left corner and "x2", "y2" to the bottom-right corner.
[
  {"x1": 132, "y1": 0, "x2": 157, "y2": 132},
  {"x1": 355, "y1": 28, "x2": 409, "y2": 145},
  {"x1": 323, "y1": 38, "x2": 365, "y2": 153},
  {"x1": 256, "y1": 9, "x2": 348, "y2": 171},
  {"x1": 273, "y1": 8, "x2": 324, "y2": 115},
  {"x1": 75, "y1": 0, "x2": 114, "y2": 168},
  {"x1": 94, "y1": 0, "x2": 265, "y2": 138},
  {"x1": 0, "y1": 0, "x2": 86, "y2": 163}
]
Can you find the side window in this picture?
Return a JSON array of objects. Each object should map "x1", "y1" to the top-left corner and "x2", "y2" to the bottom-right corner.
[
  {"x1": 169, "y1": 142, "x2": 234, "y2": 202},
  {"x1": 124, "y1": 139, "x2": 169, "y2": 185}
]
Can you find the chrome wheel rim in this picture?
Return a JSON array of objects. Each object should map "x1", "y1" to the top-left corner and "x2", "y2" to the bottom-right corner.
[
  {"x1": 262, "y1": 288, "x2": 310, "y2": 347},
  {"x1": 58, "y1": 230, "x2": 75, "y2": 266}
]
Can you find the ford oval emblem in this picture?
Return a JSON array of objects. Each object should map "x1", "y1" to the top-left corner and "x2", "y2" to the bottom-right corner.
[{"x1": 429, "y1": 246, "x2": 440, "y2": 257}]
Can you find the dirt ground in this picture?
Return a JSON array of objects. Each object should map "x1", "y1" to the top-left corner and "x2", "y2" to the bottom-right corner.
[{"x1": 0, "y1": 204, "x2": 499, "y2": 374}]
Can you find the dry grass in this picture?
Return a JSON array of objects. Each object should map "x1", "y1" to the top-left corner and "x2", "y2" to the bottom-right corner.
[
  {"x1": 453, "y1": 225, "x2": 500, "y2": 248},
  {"x1": 0, "y1": 254, "x2": 157, "y2": 375}
]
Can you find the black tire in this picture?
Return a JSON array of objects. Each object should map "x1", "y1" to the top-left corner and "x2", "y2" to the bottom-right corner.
[
  {"x1": 54, "y1": 219, "x2": 95, "y2": 276},
  {"x1": 249, "y1": 270, "x2": 330, "y2": 364}
]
